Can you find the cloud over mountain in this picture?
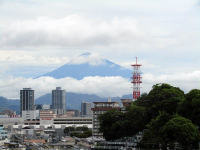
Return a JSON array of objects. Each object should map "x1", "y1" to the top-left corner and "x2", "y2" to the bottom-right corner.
[
  {"x1": 0, "y1": 71, "x2": 200, "y2": 99},
  {"x1": 0, "y1": 76, "x2": 131, "y2": 99}
]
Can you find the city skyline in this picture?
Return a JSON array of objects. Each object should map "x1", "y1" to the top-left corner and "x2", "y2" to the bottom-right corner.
[
  {"x1": 0, "y1": 1, "x2": 199, "y2": 149},
  {"x1": 0, "y1": 0, "x2": 199, "y2": 99}
]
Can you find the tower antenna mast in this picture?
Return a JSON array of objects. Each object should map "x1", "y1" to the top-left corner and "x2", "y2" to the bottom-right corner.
[{"x1": 131, "y1": 57, "x2": 142, "y2": 101}]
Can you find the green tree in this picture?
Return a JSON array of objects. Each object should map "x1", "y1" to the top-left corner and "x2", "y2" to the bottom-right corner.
[
  {"x1": 99, "y1": 105, "x2": 147, "y2": 140},
  {"x1": 98, "y1": 83, "x2": 200, "y2": 148},
  {"x1": 179, "y1": 89, "x2": 200, "y2": 126},
  {"x1": 64, "y1": 126, "x2": 75, "y2": 135},
  {"x1": 161, "y1": 115, "x2": 200, "y2": 149},
  {"x1": 135, "y1": 92, "x2": 148, "y2": 106},
  {"x1": 149, "y1": 83, "x2": 184, "y2": 100},
  {"x1": 64, "y1": 126, "x2": 92, "y2": 138},
  {"x1": 142, "y1": 113, "x2": 200, "y2": 149},
  {"x1": 145, "y1": 83, "x2": 185, "y2": 119},
  {"x1": 140, "y1": 112, "x2": 172, "y2": 149},
  {"x1": 99, "y1": 109, "x2": 125, "y2": 140},
  {"x1": 185, "y1": 89, "x2": 200, "y2": 101},
  {"x1": 123, "y1": 105, "x2": 148, "y2": 137},
  {"x1": 76, "y1": 126, "x2": 88, "y2": 131}
]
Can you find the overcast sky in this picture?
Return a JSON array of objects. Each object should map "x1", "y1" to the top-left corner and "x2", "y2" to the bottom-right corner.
[{"x1": 0, "y1": 0, "x2": 199, "y2": 99}]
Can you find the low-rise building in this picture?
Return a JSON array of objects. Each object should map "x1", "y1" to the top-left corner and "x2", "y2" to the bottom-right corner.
[
  {"x1": 120, "y1": 99, "x2": 132, "y2": 112},
  {"x1": 40, "y1": 110, "x2": 57, "y2": 125},
  {"x1": 22, "y1": 110, "x2": 39, "y2": 120},
  {"x1": 35, "y1": 104, "x2": 51, "y2": 110},
  {"x1": 121, "y1": 99, "x2": 132, "y2": 107},
  {"x1": 0, "y1": 117, "x2": 23, "y2": 126},
  {"x1": 24, "y1": 119, "x2": 40, "y2": 125},
  {"x1": 91, "y1": 102, "x2": 120, "y2": 138},
  {"x1": 53, "y1": 117, "x2": 92, "y2": 128},
  {"x1": 57, "y1": 110, "x2": 80, "y2": 117},
  {"x1": 0, "y1": 125, "x2": 7, "y2": 140}
]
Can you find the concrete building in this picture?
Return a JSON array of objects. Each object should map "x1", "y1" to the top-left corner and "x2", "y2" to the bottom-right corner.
[
  {"x1": 121, "y1": 99, "x2": 132, "y2": 107},
  {"x1": 53, "y1": 117, "x2": 92, "y2": 128},
  {"x1": 81, "y1": 102, "x2": 92, "y2": 117},
  {"x1": 40, "y1": 110, "x2": 57, "y2": 125},
  {"x1": 52, "y1": 87, "x2": 66, "y2": 115},
  {"x1": 20, "y1": 88, "x2": 35, "y2": 116},
  {"x1": 22, "y1": 110, "x2": 39, "y2": 120},
  {"x1": 58, "y1": 110, "x2": 80, "y2": 117},
  {"x1": 91, "y1": 102, "x2": 120, "y2": 137},
  {"x1": 35, "y1": 104, "x2": 51, "y2": 110},
  {"x1": 0, "y1": 125, "x2": 7, "y2": 140},
  {"x1": 42, "y1": 104, "x2": 51, "y2": 110},
  {"x1": 24, "y1": 119, "x2": 40, "y2": 125},
  {"x1": 0, "y1": 118, "x2": 23, "y2": 126}
]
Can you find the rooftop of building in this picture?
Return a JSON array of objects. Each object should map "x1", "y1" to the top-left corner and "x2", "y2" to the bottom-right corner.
[{"x1": 93, "y1": 102, "x2": 119, "y2": 104}]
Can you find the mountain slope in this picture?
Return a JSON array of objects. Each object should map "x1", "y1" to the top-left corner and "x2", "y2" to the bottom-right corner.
[
  {"x1": 39, "y1": 54, "x2": 131, "y2": 79},
  {"x1": 0, "y1": 97, "x2": 20, "y2": 113}
]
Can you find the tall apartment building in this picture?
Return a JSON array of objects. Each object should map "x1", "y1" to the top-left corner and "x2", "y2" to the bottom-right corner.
[
  {"x1": 81, "y1": 102, "x2": 92, "y2": 117},
  {"x1": 20, "y1": 88, "x2": 35, "y2": 116},
  {"x1": 52, "y1": 87, "x2": 66, "y2": 115},
  {"x1": 91, "y1": 101, "x2": 120, "y2": 138}
]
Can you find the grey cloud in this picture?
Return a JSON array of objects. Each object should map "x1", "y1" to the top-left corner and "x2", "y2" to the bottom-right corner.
[{"x1": 1, "y1": 16, "x2": 147, "y2": 48}]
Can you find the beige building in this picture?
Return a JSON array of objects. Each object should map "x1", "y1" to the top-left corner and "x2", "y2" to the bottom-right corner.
[{"x1": 40, "y1": 110, "x2": 57, "y2": 125}]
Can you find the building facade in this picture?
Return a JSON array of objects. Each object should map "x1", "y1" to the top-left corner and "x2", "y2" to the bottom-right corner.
[
  {"x1": 0, "y1": 125, "x2": 7, "y2": 140},
  {"x1": 35, "y1": 104, "x2": 51, "y2": 110},
  {"x1": 81, "y1": 102, "x2": 92, "y2": 117},
  {"x1": 20, "y1": 88, "x2": 35, "y2": 116},
  {"x1": 22, "y1": 110, "x2": 39, "y2": 121},
  {"x1": 91, "y1": 102, "x2": 120, "y2": 138},
  {"x1": 53, "y1": 117, "x2": 92, "y2": 128},
  {"x1": 52, "y1": 87, "x2": 66, "y2": 115},
  {"x1": 39, "y1": 110, "x2": 57, "y2": 125}
]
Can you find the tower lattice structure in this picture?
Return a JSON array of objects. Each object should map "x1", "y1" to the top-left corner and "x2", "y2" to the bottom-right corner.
[{"x1": 131, "y1": 57, "x2": 142, "y2": 101}]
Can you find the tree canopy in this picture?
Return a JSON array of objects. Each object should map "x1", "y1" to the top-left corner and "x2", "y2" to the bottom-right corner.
[
  {"x1": 178, "y1": 89, "x2": 200, "y2": 126},
  {"x1": 98, "y1": 83, "x2": 200, "y2": 149},
  {"x1": 99, "y1": 109, "x2": 125, "y2": 140},
  {"x1": 160, "y1": 115, "x2": 199, "y2": 149},
  {"x1": 64, "y1": 126, "x2": 92, "y2": 138}
]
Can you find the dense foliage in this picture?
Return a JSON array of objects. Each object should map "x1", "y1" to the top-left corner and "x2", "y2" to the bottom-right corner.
[
  {"x1": 178, "y1": 89, "x2": 200, "y2": 126},
  {"x1": 99, "y1": 83, "x2": 200, "y2": 149},
  {"x1": 64, "y1": 126, "x2": 92, "y2": 138}
]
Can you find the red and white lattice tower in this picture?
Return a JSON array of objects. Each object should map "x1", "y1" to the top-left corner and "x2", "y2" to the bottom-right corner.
[{"x1": 131, "y1": 57, "x2": 142, "y2": 101}]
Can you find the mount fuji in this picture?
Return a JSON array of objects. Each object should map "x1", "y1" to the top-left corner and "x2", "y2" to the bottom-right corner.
[
  {"x1": 0, "y1": 53, "x2": 134, "y2": 113},
  {"x1": 39, "y1": 53, "x2": 131, "y2": 80}
]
